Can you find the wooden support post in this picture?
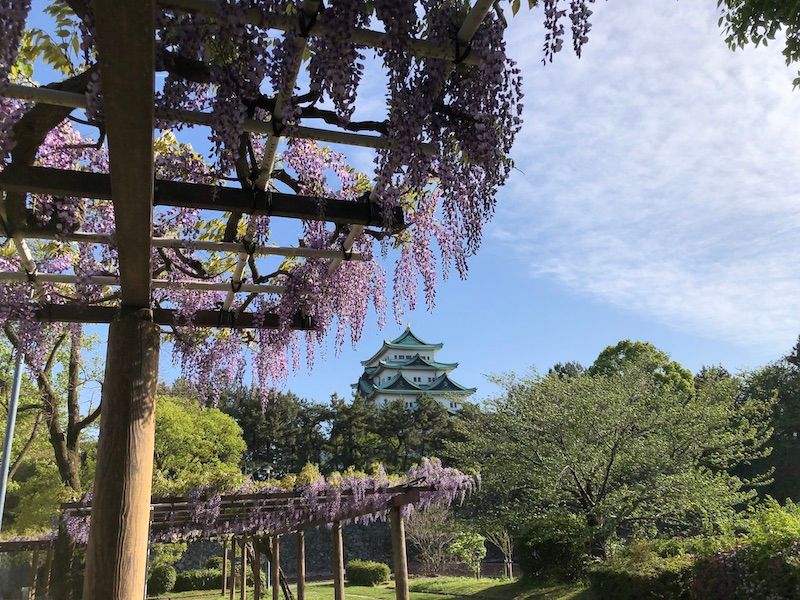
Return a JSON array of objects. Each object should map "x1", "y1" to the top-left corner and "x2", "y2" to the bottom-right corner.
[
  {"x1": 271, "y1": 535, "x2": 280, "y2": 600},
  {"x1": 29, "y1": 549, "x2": 40, "y2": 598},
  {"x1": 332, "y1": 521, "x2": 345, "y2": 600},
  {"x1": 390, "y1": 506, "x2": 410, "y2": 600},
  {"x1": 296, "y1": 530, "x2": 305, "y2": 600},
  {"x1": 252, "y1": 538, "x2": 261, "y2": 600},
  {"x1": 82, "y1": 309, "x2": 160, "y2": 600},
  {"x1": 240, "y1": 537, "x2": 247, "y2": 600},
  {"x1": 43, "y1": 542, "x2": 53, "y2": 598},
  {"x1": 229, "y1": 538, "x2": 236, "y2": 600},
  {"x1": 222, "y1": 538, "x2": 228, "y2": 596}
]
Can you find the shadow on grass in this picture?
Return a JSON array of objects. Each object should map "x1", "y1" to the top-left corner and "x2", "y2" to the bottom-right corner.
[{"x1": 408, "y1": 577, "x2": 596, "y2": 600}]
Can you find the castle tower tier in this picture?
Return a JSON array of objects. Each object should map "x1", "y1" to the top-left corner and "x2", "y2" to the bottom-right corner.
[{"x1": 352, "y1": 326, "x2": 476, "y2": 412}]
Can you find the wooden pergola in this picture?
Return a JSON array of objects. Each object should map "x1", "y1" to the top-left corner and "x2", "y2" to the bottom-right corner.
[
  {"x1": 0, "y1": 1, "x2": 497, "y2": 598},
  {"x1": 59, "y1": 482, "x2": 438, "y2": 600},
  {"x1": 0, "y1": 537, "x2": 55, "y2": 599}
]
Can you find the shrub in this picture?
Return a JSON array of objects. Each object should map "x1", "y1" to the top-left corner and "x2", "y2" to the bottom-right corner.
[
  {"x1": 147, "y1": 565, "x2": 176, "y2": 595},
  {"x1": 173, "y1": 568, "x2": 223, "y2": 592},
  {"x1": 589, "y1": 540, "x2": 693, "y2": 600},
  {"x1": 346, "y1": 560, "x2": 391, "y2": 586},
  {"x1": 205, "y1": 556, "x2": 224, "y2": 569},
  {"x1": 689, "y1": 499, "x2": 800, "y2": 599},
  {"x1": 518, "y1": 513, "x2": 589, "y2": 581}
]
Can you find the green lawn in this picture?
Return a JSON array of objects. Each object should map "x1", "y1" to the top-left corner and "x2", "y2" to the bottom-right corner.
[{"x1": 155, "y1": 577, "x2": 590, "y2": 600}]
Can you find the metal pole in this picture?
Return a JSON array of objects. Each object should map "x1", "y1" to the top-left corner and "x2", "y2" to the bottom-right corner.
[{"x1": 0, "y1": 350, "x2": 24, "y2": 532}]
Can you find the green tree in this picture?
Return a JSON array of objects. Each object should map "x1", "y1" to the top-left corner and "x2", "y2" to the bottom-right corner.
[
  {"x1": 448, "y1": 532, "x2": 487, "y2": 579},
  {"x1": 589, "y1": 339, "x2": 694, "y2": 395},
  {"x1": 152, "y1": 396, "x2": 246, "y2": 495},
  {"x1": 449, "y1": 367, "x2": 773, "y2": 559},
  {"x1": 325, "y1": 394, "x2": 382, "y2": 472},
  {"x1": 739, "y1": 340, "x2": 800, "y2": 501},
  {"x1": 218, "y1": 388, "x2": 329, "y2": 478}
]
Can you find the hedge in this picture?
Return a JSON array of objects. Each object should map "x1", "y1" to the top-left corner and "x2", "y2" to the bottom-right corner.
[
  {"x1": 173, "y1": 568, "x2": 223, "y2": 592},
  {"x1": 346, "y1": 560, "x2": 391, "y2": 586}
]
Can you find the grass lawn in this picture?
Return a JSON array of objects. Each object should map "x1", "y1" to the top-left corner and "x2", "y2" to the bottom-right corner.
[{"x1": 155, "y1": 577, "x2": 591, "y2": 600}]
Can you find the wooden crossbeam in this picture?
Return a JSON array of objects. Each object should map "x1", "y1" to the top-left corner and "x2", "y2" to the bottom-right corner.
[
  {"x1": 0, "y1": 166, "x2": 401, "y2": 227},
  {"x1": 0, "y1": 271, "x2": 286, "y2": 295},
  {"x1": 32, "y1": 304, "x2": 314, "y2": 330},
  {"x1": 2, "y1": 84, "x2": 437, "y2": 155},
  {"x1": 9, "y1": 229, "x2": 370, "y2": 261},
  {"x1": 159, "y1": 0, "x2": 483, "y2": 66}
]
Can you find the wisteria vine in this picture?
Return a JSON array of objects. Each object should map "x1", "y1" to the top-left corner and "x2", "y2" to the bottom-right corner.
[
  {"x1": 64, "y1": 458, "x2": 479, "y2": 544},
  {"x1": 0, "y1": 0, "x2": 602, "y2": 401}
]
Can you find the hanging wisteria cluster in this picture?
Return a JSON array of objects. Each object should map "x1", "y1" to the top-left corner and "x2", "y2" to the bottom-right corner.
[
  {"x1": 0, "y1": 0, "x2": 602, "y2": 400},
  {"x1": 63, "y1": 458, "x2": 478, "y2": 544}
]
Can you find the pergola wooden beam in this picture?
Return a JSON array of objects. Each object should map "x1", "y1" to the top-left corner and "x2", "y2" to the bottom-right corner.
[
  {"x1": 32, "y1": 304, "x2": 315, "y2": 330},
  {"x1": 2, "y1": 84, "x2": 438, "y2": 155},
  {"x1": 159, "y1": 0, "x2": 483, "y2": 66},
  {"x1": 0, "y1": 165, "x2": 400, "y2": 227},
  {"x1": 7, "y1": 228, "x2": 369, "y2": 261},
  {"x1": 0, "y1": 271, "x2": 286, "y2": 295},
  {"x1": 80, "y1": 3, "x2": 158, "y2": 599}
]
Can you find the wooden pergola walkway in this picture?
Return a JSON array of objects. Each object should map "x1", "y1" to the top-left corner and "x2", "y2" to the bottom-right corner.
[{"x1": 17, "y1": 481, "x2": 437, "y2": 600}]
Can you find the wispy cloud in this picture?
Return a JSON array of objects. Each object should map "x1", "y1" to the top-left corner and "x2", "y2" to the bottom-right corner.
[{"x1": 494, "y1": 2, "x2": 800, "y2": 349}]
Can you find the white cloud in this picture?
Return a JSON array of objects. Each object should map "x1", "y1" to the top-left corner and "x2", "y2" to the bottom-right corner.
[{"x1": 493, "y1": 2, "x2": 800, "y2": 349}]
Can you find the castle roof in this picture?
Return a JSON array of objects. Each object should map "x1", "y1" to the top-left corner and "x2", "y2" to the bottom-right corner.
[
  {"x1": 361, "y1": 326, "x2": 443, "y2": 366},
  {"x1": 353, "y1": 371, "x2": 475, "y2": 397},
  {"x1": 374, "y1": 353, "x2": 458, "y2": 374}
]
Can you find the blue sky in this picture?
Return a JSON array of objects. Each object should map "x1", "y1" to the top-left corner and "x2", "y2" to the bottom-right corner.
[{"x1": 28, "y1": 2, "x2": 800, "y2": 406}]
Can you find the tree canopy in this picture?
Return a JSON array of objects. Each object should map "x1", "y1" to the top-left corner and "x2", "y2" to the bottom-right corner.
[{"x1": 448, "y1": 364, "x2": 774, "y2": 557}]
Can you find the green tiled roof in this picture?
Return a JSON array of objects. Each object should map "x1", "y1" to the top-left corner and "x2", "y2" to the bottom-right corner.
[
  {"x1": 375, "y1": 354, "x2": 458, "y2": 373},
  {"x1": 427, "y1": 374, "x2": 477, "y2": 394},
  {"x1": 361, "y1": 327, "x2": 444, "y2": 366},
  {"x1": 389, "y1": 328, "x2": 433, "y2": 346}
]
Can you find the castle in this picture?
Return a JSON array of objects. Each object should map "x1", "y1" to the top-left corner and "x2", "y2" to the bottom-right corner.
[{"x1": 352, "y1": 327, "x2": 475, "y2": 411}]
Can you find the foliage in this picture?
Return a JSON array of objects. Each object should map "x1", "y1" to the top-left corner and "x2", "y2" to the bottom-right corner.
[
  {"x1": 448, "y1": 356, "x2": 774, "y2": 559},
  {"x1": 739, "y1": 344, "x2": 800, "y2": 501},
  {"x1": 147, "y1": 564, "x2": 177, "y2": 595},
  {"x1": 405, "y1": 505, "x2": 460, "y2": 575},
  {"x1": 690, "y1": 500, "x2": 800, "y2": 600},
  {"x1": 589, "y1": 339, "x2": 695, "y2": 396},
  {"x1": 448, "y1": 532, "x2": 487, "y2": 579},
  {"x1": 152, "y1": 395, "x2": 246, "y2": 495},
  {"x1": 216, "y1": 386, "x2": 329, "y2": 478},
  {"x1": 173, "y1": 568, "x2": 223, "y2": 592},
  {"x1": 149, "y1": 543, "x2": 187, "y2": 572},
  {"x1": 204, "y1": 556, "x2": 224, "y2": 570},
  {"x1": 346, "y1": 559, "x2": 391, "y2": 586},
  {"x1": 588, "y1": 541, "x2": 693, "y2": 600},
  {"x1": 215, "y1": 385, "x2": 475, "y2": 477},
  {"x1": 717, "y1": 0, "x2": 800, "y2": 87},
  {"x1": 517, "y1": 512, "x2": 589, "y2": 581}
]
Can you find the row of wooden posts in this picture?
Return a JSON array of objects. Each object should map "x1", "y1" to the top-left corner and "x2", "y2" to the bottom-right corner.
[{"x1": 214, "y1": 506, "x2": 409, "y2": 600}]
